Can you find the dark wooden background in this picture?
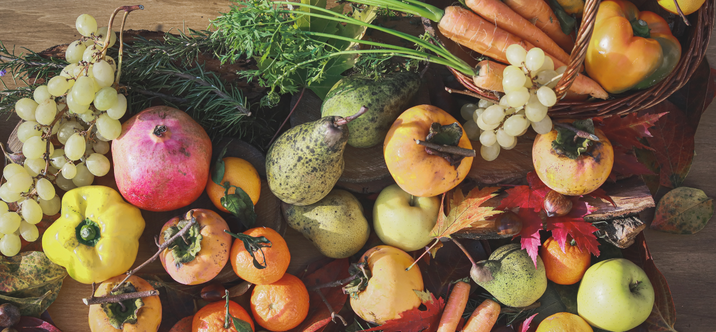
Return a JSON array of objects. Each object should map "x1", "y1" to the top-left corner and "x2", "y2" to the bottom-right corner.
[{"x1": 1, "y1": 1, "x2": 715, "y2": 331}]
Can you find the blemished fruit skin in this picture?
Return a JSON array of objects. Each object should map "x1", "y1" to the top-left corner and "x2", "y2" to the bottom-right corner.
[
  {"x1": 282, "y1": 189, "x2": 370, "y2": 258},
  {"x1": 321, "y1": 71, "x2": 421, "y2": 148},
  {"x1": 577, "y1": 258, "x2": 655, "y2": 332},
  {"x1": 112, "y1": 106, "x2": 212, "y2": 212},
  {"x1": 373, "y1": 184, "x2": 440, "y2": 252},
  {"x1": 350, "y1": 245, "x2": 424, "y2": 325},
  {"x1": 533, "y1": 128, "x2": 613, "y2": 196}
]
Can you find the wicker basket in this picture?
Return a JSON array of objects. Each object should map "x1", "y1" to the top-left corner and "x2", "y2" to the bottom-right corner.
[{"x1": 449, "y1": 0, "x2": 715, "y2": 119}]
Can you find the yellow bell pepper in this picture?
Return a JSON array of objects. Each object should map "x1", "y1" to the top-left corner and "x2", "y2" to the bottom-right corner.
[{"x1": 42, "y1": 185, "x2": 145, "y2": 284}]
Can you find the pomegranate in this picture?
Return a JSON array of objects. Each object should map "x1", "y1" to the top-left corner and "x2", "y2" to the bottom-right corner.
[{"x1": 112, "y1": 106, "x2": 211, "y2": 212}]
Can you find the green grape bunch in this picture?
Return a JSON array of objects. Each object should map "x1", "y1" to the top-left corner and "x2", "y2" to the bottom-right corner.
[{"x1": 0, "y1": 13, "x2": 129, "y2": 257}]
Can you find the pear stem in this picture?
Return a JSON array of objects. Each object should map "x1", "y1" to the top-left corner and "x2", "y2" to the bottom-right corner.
[
  {"x1": 415, "y1": 140, "x2": 476, "y2": 157},
  {"x1": 334, "y1": 106, "x2": 368, "y2": 126},
  {"x1": 450, "y1": 238, "x2": 476, "y2": 266}
]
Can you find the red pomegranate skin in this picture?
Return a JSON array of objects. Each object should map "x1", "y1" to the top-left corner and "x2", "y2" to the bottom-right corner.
[{"x1": 112, "y1": 106, "x2": 212, "y2": 212}]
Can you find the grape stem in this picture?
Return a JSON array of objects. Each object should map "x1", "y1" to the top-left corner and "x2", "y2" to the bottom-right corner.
[{"x1": 42, "y1": 106, "x2": 68, "y2": 177}]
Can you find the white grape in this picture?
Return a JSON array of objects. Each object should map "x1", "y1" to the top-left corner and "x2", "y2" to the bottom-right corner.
[
  {"x1": 0, "y1": 201, "x2": 7, "y2": 214},
  {"x1": 66, "y1": 92, "x2": 90, "y2": 114},
  {"x1": 21, "y1": 199, "x2": 43, "y2": 225},
  {"x1": 496, "y1": 129, "x2": 516, "y2": 148},
  {"x1": 22, "y1": 136, "x2": 48, "y2": 160},
  {"x1": 476, "y1": 114, "x2": 500, "y2": 131},
  {"x1": 503, "y1": 114, "x2": 530, "y2": 136},
  {"x1": 35, "y1": 99, "x2": 57, "y2": 125},
  {"x1": 57, "y1": 121, "x2": 84, "y2": 145},
  {"x1": 72, "y1": 164, "x2": 95, "y2": 187},
  {"x1": 65, "y1": 133, "x2": 86, "y2": 161},
  {"x1": 72, "y1": 76, "x2": 97, "y2": 105},
  {"x1": 93, "y1": 86, "x2": 118, "y2": 110},
  {"x1": 499, "y1": 95, "x2": 510, "y2": 107},
  {"x1": 532, "y1": 115, "x2": 554, "y2": 135},
  {"x1": 3, "y1": 164, "x2": 25, "y2": 181},
  {"x1": 482, "y1": 105, "x2": 507, "y2": 125},
  {"x1": 33, "y1": 85, "x2": 52, "y2": 103},
  {"x1": 47, "y1": 76, "x2": 71, "y2": 96},
  {"x1": 39, "y1": 196, "x2": 61, "y2": 216},
  {"x1": 525, "y1": 48, "x2": 546, "y2": 72},
  {"x1": 539, "y1": 56, "x2": 555, "y2": 73},
  {"x1": 36, "y1": 178, "x2": 56, "y2": 201},
  {"x1": 480, "y1": 143, "x2": 500, "y2": 161},
  {"x1": 506, "y1": 88, "x2": 530, "y2": 108},
  {"x1": 0, "y1": 212, "x2": 21, "y2": 234},
  {"x1": 463, "y1": 121, "x2": 481, "y2": 141},
  {"x1": 506, "y1": 44, "x2": 527, "y2": 67},
  {"x1": 65, "y1": 40, "x2": 87, "y2": 64},
  {"x1": 472, "y1": 108, "x2": 485, "y2": 123},
  {"x1": 502, "y1": 65, "x2": 527, "y2": 92},
  {"x1": 50, "y1": 149, "x2": 67, "y2": 169},
  {"x1": 556, "y1": 66, "x2": 567, "y2": 74},
  {"x1": 0, "y1": 184, "x2": 22, "y2": 203},
  {"x1": 534, "y1": 70, "x2": 558, "y2": 86},
  {"x1": 56, "y1": 172, "x2": 78, "y2": 192},
  {"x1": 479, "y1": 130, "x2": 497, "y2": 146},
  {"x1": 107, "y1": 93, "x2": 127, "y2": 120},
  {"x1": 96, "y1": 26, "x2": 117, "y2": 48},
  {"x1": 96, "y1": 114, "x2": 122, "y2": 140},
  {"x1": 23, "y1": 158, "x2": 45, "y2": 177},
  {"x1": 15, "y1": 98, "x2": 38, "y2": 121},
  {"x1": 92, "y1": 59, "x2": 115, "y2": 88},
  {"x1": 86, "y1": 153, "x2": 110, "y2": 177},
  {"x1": 61, "y1": 163, "x2": 77, "y2": 179},
  {"x1": 537, "y1": 86, "x2": 557, "y2": 107},
  {"x1": 0, "y1": 233, "x2": 21, "y2": 257},
  {"x1": 6, "y1": 171, "x2": 33, "y2": 193},
  {"x1": 76, "y1": 14, "x2": 98, "y2": 37},
  {"x1": 79, "y1": 111, "x2": 98, "y2": 124},
  {"x1": 17, "y1": 121, "x2": 42, "y2": 143},
  {"x1": 19, "y1": 221, "x2": 39, "y2": 242},
  {"x1": 477, "y1": 99, "x2": 494, "y2": 108},
  {"x1": 460, "y1": 103, "x2": 478, "y2": 121},
  {"x1": 82, "y1": 44, "x2": 100, "y2": 64},
  {"x1": 525, "y1": 101, "x2": 549, "y2": 122},
  {"x1": 502, "y1": 138, "x2": 518, "y2": 150},
  {"x1": 93, "y1": 140, "x2": 110, "y2": 154}
]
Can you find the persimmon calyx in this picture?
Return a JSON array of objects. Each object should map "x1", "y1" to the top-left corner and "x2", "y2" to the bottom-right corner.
[
  {"x1": 101, "y1": 282, "x2": 144, "y2": 330},
  {"x1": 163, "y1": 214, "x2": 203, "y2": 267},
  {"x1": 342, "y1": 261, "x2": 371, "y2": 299},
  {"x1": 418, "y1": 122, "x2": 476, "y2": 167},
  {"x1": 551, "y1": 119, "x2": 597, "y2": 159}
]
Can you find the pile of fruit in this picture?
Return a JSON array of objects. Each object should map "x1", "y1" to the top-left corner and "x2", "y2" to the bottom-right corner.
[{"x1": 0, "y1": 0, "x2": 712, "y2": 331}]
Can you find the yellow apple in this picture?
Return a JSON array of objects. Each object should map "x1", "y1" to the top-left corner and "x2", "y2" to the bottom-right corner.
[
  {"x1": 658, "y1": 0, "x2": 705, "y2": 16},
  {"x1": 373, "y1": 184, "x2": 440, "y2": 252}
]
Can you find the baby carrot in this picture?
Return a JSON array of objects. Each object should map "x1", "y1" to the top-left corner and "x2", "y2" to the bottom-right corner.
[{"x1": 437, "y1": 281, "x2": 471, "y2": 332}]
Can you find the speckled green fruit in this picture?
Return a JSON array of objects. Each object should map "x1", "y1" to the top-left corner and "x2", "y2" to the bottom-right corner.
[
  {"x1": 266, "y1": 115, "x2": 352, "y2": 206},
  {"x1": 321, "y1": 71, "x2": 420, "y2": 148},
  {"x1": 282, "y1": 189, "x2": 370, "y2": 259},
  {"x1": 470, "y1": 243, "x2": 547, "y2": 307}
]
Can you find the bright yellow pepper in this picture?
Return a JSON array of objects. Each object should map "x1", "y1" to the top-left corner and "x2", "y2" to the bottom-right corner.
[{"x1": 42, "y1": 185, "x2": 145, "y2": 284}]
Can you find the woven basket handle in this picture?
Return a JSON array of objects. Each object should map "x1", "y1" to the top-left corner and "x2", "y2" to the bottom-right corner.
[{"x1": 554, "y1": 0, "x2": 602, "y2": 100}]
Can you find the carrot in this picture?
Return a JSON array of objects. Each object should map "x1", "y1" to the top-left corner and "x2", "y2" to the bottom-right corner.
[
  {"x1": 464, "y1": 0, "x2": 570, "y2": 65},
  {"x1": 462, "y1": 299, "x2": 501, "y2": 332},
  {"x1": 473, "y1": 60, "x2": 505, "y2": 92},
  {"x1": 438, "y1": 6, "x2": 607, "y2": 99},
  {"x1": 437, "y1": 281, "x2": 471, "y2": 332},
  {"x1": 502, "y1": 0, "x2": 575, "y2": 52}
]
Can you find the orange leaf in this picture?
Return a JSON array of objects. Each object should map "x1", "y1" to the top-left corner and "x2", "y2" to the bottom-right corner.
[{"x1": 430, "y1": 187, "x2": 502, "y2": 239}]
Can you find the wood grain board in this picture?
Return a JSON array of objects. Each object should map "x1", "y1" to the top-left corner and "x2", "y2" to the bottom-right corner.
[{"x1": 2, "y1": 1, "x2": 716, "y2": 331}]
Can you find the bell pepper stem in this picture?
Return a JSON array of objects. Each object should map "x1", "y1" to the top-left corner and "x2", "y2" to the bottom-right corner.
[
  {"x1": 630, "y1": 19, "x2": 651, "y2": 38},
  {"x1": 111, "y1": 211, "x2": 198, "y2": 293}
]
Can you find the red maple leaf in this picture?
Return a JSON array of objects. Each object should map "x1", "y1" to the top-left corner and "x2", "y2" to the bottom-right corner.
[
  {"x1": 360, "y1": 291, "x2": 445, "y2": 332},
  {"x1": 498, "y1": 172, "x2": 550, "y2": 212},
  {"x1": 516, "y1": 208, "x2": 544, "y2": 267},
  {"x1": 586, "y1": 187, "x2": 617, "y2": 207},
  {"x1": 594, "y1": 112, "x2": 666, "y2": 150},
  {"x1": 544, "y1": 199, "x2": 601, "y2": 257}
]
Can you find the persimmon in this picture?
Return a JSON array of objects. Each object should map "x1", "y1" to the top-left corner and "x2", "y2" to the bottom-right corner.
[
  {"x1": 192, "y1": 300, "x2": 254, "y2": 332},
  {"x1": 348, "y1": 245, "x2": 424, "y2": 325},
  {"x1": 88, "y1": 275, "x2": 162, "y2": 332},
  {"x1": 383, "y1": 104, "x2": 474, "y2": 197},
  {"x1": 532, "y1": 122, "x2": 613, "y2": 196},
  {"x1": 159, "y1": 209, "x2": 233, "y2": 285}
]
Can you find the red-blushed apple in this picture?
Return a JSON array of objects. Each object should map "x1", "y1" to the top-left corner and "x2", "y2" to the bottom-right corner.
[
  {"x1": 373, "y1": 184, "x2": 440, "y2": 252},
  {"x1": 577, "y1": 258, "x2": 654, "y2": 331}
]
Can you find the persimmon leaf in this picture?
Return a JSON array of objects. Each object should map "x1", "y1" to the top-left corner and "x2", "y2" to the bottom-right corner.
[
  {"x1": 430, "y1": 187, "x2": 502, "y2": 239},
  {"x1": 360, "y1": 291, "x2": 445, "y2": 332}
]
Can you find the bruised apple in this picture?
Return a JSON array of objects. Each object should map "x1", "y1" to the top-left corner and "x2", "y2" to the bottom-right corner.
[{"x1": 112, "y1": 106, "x2": 211, "y2": 211}]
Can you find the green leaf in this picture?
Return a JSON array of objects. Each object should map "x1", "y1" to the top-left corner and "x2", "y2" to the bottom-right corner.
[
  {"x1": 224, "y1": 230, "x2": 273, "y2": 270},
  {"x1": 211, "y1": 142, "x2": 231, "y2": 186},
  {"x1": 651, "y1": 187, "x2": 714, "y2": 234},
  {"x1": 221, "y1": 182, "x2": 257, "y2": 229},
  {"x1": 232, "y1": 316, "x2": 254, "y2": 332},
  {"x1": 0, "y1": 251, "x2": 67, "y2": 317}
]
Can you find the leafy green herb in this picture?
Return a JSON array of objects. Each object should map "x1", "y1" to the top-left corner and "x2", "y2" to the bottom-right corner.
[{"x1": 0, "y1": 251, "x2": 67, "y2": 317}]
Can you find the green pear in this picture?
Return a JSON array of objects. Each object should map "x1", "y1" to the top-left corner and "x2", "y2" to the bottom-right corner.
[
  {"x1": 470, "y1": 243, "x2": 547, "y2": 307},
  {"x1": 282, "y1": 189, "x2": 370, "y2": 259}
]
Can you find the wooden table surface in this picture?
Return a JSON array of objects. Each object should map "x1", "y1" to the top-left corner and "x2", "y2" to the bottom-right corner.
[{"x1": 2, "y1": 1, "x2": 716, "y2": 331}]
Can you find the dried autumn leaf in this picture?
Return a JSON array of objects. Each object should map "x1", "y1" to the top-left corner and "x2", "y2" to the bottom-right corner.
[
  {"x1": 290, "y1": 258, "x2": 351, "y2": 332},
  {"x1": 594, "y1": 112, "x2": 666, "y2": 151},
  {"x1": 610, "y1": 146, "x2": 657, "y2": 181},
  {"x1": 360, "y1": 291, "x2": 445, "y2": 332},
  {"x1": 430, "y1": 187, "x2": 502, "y2": 239},
  {"x1": 643, "y1": 258, "x2": 677, "y2": 332},
  {"x1": 643, "y1": 101, "x2": 697, "y2": 188},
  {"x1": 0, "y1": 251, "x2": 67, "y2": 317},
  {"x1": 651, "y1": 187, "x2": 714, "y2": 234},
  {"x1": 418, "y1": 239, "x2": 488, "y2": 298}
]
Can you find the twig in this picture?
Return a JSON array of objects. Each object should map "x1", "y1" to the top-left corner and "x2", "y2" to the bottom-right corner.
[
  {"x1": 268, "y1": 87, "x2": 305, "y2": 147},
  {"x1": 308, "y1": 274, "x2": 361, "y2": 292},
  {"x1": 156, "y1": 70, "x2": 251, "y2": 115},
  {"x1": 672, "y1": 0, "x2": 691, "y2": 26},
  {"x1": 111, "y1": 211, "x2": 198, "y2": 292},
  {"x1": 415, "y1": 140, "x2": 476, "y2": 157},
  {"x1": 316, "y1": 289, "x2": 348, "y2": 326},
  {"x1": 553, "y1": 122, "x2": 600, "y2": 141},
  {"x1": 82, "y1": 290, "x2": 159, "y2": 306}
]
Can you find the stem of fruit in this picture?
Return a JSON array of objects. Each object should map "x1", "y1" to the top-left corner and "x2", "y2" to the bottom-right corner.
[
  {"x1": 334, "y1": 106, "x2": 368, "y2": 126},
  {"x1": 450, "y1": 238, "x2": 476, "y2": 266},
  {"x1": 415, "y1": 140, "x2": 476, "y2": 157},
  {"x1": 111, "y1": 211, "x2": 198, "y2": 293},
  {"x1": 82, "y1": 290, "x2": 159, "y2": 306},
  {"x1": 42, "y1": 106, "x2": 68, "y2": 176},
  {"x1": 316, "y1": 288, "x2": 348, "y2": 326},
  {"x1": 553, "y1": 122, "x2": 600, "y2": 141},
  {"x1": 671, "y1": 0, "x2": 691, "y2": 26},
  {"x1": 224, "y1": 289, "x2": 231, "y2": 329},
  {"x1": 406, "y1": 238, "x2": 441, "y2": 271}
]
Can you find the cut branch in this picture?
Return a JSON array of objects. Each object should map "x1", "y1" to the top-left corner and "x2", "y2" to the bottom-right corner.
[
  {"x1": 82, "y1": 290, "x2": 159, "y2": 306},
  {"x1": 415, "y1": 139, "x2": 476, "y2": 157}
]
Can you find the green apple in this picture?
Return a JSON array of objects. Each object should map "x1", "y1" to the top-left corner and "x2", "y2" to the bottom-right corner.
[
  {"x1": 373, "y1": 184, "x2": 440, "y2": 252},
  {"x1": 577, "y1": 258, "x2": 655, "y2": 331}
]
